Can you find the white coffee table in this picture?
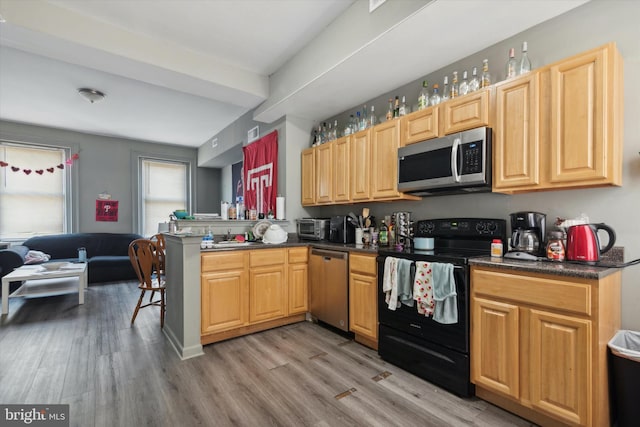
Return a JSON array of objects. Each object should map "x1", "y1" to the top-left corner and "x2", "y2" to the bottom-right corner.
[{"x1": 1, "y1": 263, "x2": 88, "y2": 315}]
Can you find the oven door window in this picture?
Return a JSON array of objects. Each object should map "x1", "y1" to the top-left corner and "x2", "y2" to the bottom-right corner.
[{"x1": 298, "y1": 222, "x2": 315, "y2": 235}]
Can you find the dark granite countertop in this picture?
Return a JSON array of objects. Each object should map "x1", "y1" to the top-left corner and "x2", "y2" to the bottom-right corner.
[
  {"x1": 199, "y1": 235, "x2": 379, "y2": 255},
  {"x1": 469, "y1": 256, "x2": 622, "y2": 280}
]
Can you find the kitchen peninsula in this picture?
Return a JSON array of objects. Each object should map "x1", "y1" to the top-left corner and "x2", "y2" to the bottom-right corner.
[{"x1": 163, "y1": 232, "x2": 379, "y2": 359}]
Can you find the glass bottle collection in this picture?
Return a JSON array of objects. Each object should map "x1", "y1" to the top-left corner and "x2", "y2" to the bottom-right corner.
[{"x1": 311, "y1": 42, "x2": 532, "y2": 145}]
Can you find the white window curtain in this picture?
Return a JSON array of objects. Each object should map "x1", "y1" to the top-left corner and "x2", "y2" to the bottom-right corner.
[
  {"x1": 0, "y1": 143, "x2": 67, "y2": 240},
  {"x1": 141, "y1": 158, "x2": 188, "y2": 237}
]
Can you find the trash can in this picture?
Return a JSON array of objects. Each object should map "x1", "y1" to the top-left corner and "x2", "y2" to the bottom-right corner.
[{"x1": 608, "y1": 330, "x2": 640, "y2": 427}]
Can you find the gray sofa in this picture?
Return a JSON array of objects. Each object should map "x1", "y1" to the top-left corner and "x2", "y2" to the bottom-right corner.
[{"x1": 0, "y1": 233, "x2": 142, "y2": 288}]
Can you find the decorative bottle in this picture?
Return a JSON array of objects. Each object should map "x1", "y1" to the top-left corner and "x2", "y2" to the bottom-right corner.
[
  {"x1": 468, "y1": 66, "x2": 480, "y2": 92},
  {"x1": 481, "y1": 59, "x2": 491, "y2": 88},
  {"x1": 450, "y1": 71, "x2": 459, "y2": 98},
  {"x1": 519, "y1": 41, "x2": 531, "y2": 75},
  {"x1": 369, "y1": 105, "x2": 377, "y2": 127},
  {"x1": 399, "y1": 96, "x2": 408, "y2": 116},
  {"x1": 459, "y1": 70, "x2": 469, "y2": 96},
  {"x1": 441, "y1": 76, "x2": 450, "y2": 101},
  {"x1": 418, "y1": 80, "x2": 429, "y2": 110},
  {"x1": 393, "y1": 96, "x2": 400, "y2": 118},
  {"x1": 386, "y1": 98, "x2": 394, "y2": 121},
  {"x1": 429, "y1": 84, "x2": 441, "y2": 106},
  {"x1": 506, "y1": 48, "x2": 517, "y2": 79}
]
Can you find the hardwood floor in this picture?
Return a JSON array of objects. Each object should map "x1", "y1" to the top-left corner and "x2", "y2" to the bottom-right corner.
[{"x1": 0, "y1": 281, "x2": 534, "y2": 427}]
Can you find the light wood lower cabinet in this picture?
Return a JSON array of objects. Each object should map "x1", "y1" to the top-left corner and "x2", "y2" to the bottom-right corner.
[
  {"x1": 288, "y1": 247, "x2": 309, "y2": 315},
  {"x1": 201, "y1": 248, "x2": 307, "y2": 344},
  {"x1": 471, "y1": 266, "x2": 620, "y2": 427},
  {"x1": 349, "y1": 253, "x2": 378, "y2": 349}
]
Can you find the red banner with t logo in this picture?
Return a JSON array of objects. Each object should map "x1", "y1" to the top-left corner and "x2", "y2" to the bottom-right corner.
[{"x1": 242, "y1": 130, "x2": 278, "y2": 216}]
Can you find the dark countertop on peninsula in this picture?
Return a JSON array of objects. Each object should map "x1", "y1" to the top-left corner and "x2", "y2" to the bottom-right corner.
[{"x1": 469, "y1": 256, "x2": 622, "y2": 280}]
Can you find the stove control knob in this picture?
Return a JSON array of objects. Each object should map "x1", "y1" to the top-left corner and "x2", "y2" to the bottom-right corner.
[
  {"x1": 486, "y1": 221, "x2": 498, "y2": 232},
  {"x1": 475, "y1": 222, "x2": 486, "y2": 233}
]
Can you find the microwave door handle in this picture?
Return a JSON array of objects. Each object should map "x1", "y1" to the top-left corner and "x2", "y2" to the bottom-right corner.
[{"x1": 451, "y1": 137, "x2": 461, "y2": 182}]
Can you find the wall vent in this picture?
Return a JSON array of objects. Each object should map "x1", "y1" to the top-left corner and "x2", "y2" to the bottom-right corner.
[{"x1": 248, "y1": 126, "x2": 260, "y2": 143}]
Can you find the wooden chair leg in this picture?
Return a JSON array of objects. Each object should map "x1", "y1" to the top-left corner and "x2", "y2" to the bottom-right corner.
[
  {"x1": 131, "y1": 290, "x2": 146, "y2": 325},
  {"x1": 149, "y1": 290, "x2": 155, "y2": 302},
  {"x1": 160, "y1": 289, "x2": 165, "y2": 328}
]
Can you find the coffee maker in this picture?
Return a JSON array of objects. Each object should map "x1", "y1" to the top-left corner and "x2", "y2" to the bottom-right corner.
[{"x1": 506, "y1": 211, "x2": 546, "y2": 259}]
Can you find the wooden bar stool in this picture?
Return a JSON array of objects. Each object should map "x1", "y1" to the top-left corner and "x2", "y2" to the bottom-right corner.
[{"x1": 129, "y1": 239, "x2": 166, "y2": 328}]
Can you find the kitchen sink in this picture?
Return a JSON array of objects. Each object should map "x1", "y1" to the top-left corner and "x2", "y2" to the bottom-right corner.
[{"x1": 210, "y1": 241, "x2": 260, "y2": 248}]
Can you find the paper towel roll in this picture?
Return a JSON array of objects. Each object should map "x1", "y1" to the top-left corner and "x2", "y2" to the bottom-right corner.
[
  {"x1": 220, "y1": 202, "x2": 229, "y2": 220},
  {"x1": 276, "y1": 196, "x2": 285, "y2": 220}
]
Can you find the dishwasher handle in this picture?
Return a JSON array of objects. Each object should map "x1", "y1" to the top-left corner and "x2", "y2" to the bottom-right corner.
[{"x1": 311, "y1": 248, "x2": 348, "y2": 260}]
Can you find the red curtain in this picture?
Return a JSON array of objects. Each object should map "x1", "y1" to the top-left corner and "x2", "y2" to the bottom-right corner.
[{"x1": 242, "y1": 130, "x2": 278, "y2": 215}]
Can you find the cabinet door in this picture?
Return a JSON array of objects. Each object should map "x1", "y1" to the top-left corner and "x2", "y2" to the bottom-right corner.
[
  {"x1": 249, "y1": 264, "x2": 286, "y2": 323},
  {"x1": 333, "y1": 136, "x2": 350, "y2": 202},
  {"x1": 350, "y1": 129, "x2": 371, "y2": 201},
  {"x1": 315, "y1": 142, "x2": 333, "y2": 204},
  {"x1": 349, "y1": 272, "x2": 377, "y2": 340},
  {"x1": 201, "y1": 270, "x2": 248, "y2": 334},
  {"x1": 400, "y1": 106, "x2": 440, "y2": 146},
  {"x1": 471, "y1": 297, "x2": 520, "y2": 399},
  {"x1": 371, "y1": 120, "x2": 401, "y2": 199},
  {"x1": 288, "y1": 263, "x2": 308, "y2": 315},
  {"x1": 301, "y1": 148, "x2": 315, "y2": 206},
  {"x1": 549, "y1": 44, "x2": 619, "y2": 185},
  {"x1": 529, "y1": 309, "x2": 590, "y2": 426},
  {"x1": 443, "y1": 88, "x2": 490, "y2": 134},
  {"x1": 493, "y1": 73, "x2": 540, "y2": 191}
]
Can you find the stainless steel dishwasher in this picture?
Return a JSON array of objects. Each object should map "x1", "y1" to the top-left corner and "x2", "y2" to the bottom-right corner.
[{"x1": 309, "y1": 248, "x2": 349, "y2": 332}]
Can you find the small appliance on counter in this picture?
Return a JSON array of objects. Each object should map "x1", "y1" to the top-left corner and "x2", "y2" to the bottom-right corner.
[
  {"x1": 296, "y1": 218, "x2": 330, "y2": 241},
  {"x1": 329, "y1": 216, "x2": 355, "y2": 244},
  {"x1": 566, "y1": 223, "x2": 616, "y2": 264},
  {"x1": 505, "y1": 211, "x2": 546, "y2": 260}
]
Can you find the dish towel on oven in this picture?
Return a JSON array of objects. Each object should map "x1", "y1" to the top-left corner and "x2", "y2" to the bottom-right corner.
[
  {"x1": 397, "y1": 258, "x2": 414, "y2": 307},
  {"x1": 413, "y1": 261, "x2": 435, "y2": 316},
  {"x1": 383, "y1": 257, "x2": 400, "y2": 310},
  {"x1": 431, "y1": 262, "x2": 458, "y2": 324}
]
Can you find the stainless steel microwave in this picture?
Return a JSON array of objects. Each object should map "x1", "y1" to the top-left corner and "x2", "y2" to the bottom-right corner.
[{"x1": 397, "y1": 126, "x2": 492, "y2": 196}]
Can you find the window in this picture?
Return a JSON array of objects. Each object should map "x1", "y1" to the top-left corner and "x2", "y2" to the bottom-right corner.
[
  {"x1": 0, "y1": 142, "x2": 69, "y2": 240},
  {"x1": 140, "y1": 158, "x2": 189, "y2": 237}
]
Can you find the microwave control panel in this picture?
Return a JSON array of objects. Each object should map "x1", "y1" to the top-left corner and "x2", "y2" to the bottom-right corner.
[{"x1": 461, "y1": 142, "x2": 482, "y2": 174}]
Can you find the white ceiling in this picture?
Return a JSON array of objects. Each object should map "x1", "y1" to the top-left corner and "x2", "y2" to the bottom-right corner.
[{"x1": 0, "y1": 0, "x2": 589, "y2": 149}]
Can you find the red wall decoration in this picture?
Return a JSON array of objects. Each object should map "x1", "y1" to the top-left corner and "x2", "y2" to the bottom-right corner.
[
  {"x1": 242, "y1": 130, "x2": 278, "y2": 215},
  {"x1": 96, "y1": 200, "x2": 119, "y2": 222}
]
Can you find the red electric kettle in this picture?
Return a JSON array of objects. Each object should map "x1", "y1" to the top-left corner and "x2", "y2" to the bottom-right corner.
[{"x1": 566, "y1": 223, "x2": 616, "y2": 263}]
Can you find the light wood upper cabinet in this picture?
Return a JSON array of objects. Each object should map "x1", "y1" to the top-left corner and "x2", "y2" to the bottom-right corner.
[
  {"x1": 349, "y1": 253, "x2": 378, "y2": 349},
  {"x1": 493, "y1": 42, "x2": 623, "y2": 194},
  {"x1": 301, "y1": 148, "x2": 315, "y2": 206},
  {"x1": 371, "y1": 120, "x2": 401, "y2": 199},
  {"x1": 443, "y1": 88, "x2": 491, "y2": 134},
  {"x1": 333, "y1": 135, "x2": 351, "y2": 202},
  {"x1": 350, "y1": 129, "x2": 372, "y2": 201},
  {"x1": 471, "y1": 265, "x2": 620, "y2": 427},
  {"x1": 400, "y1": 105, "x2": 440, "y2": 146},
  {"x1": 548, "y1": 43, "x2": 623, "y2": 187},
  {"x1": 315, "y1": 142, "x2": 333, "y2": 204},
  {"x1": 493, "y1": 72, "x2": 540, "y2": 190}
]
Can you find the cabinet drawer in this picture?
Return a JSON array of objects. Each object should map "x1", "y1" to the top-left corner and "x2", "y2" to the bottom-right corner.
[
  {"x1": 350, "y1": 253, "x2": 377, "y2": 276},
  {"x1": 472, "y1": 268, "x2": 591, "y2": 316},
  {"x1": 288, "y1": 247, "x2": 308, "y2": 264},
  {"x1": 202, "y1": 252, "x2": 246, "y2": 273},
  {"x1": 250, "y1": 249, "x2": 286, "y2": 267}
]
